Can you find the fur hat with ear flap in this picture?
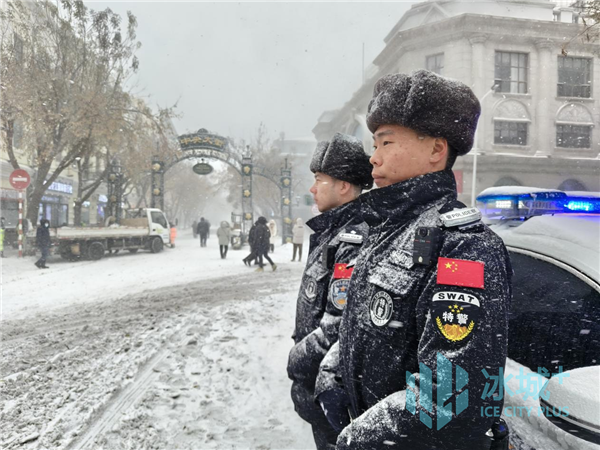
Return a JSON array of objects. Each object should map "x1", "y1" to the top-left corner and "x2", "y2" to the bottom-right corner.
[
  {"x1": 366, "y1": 69, "x2": 481, "y2": 156},
  {"x1": 309, "y1": 133, "x2": 373, "y2": 190}
]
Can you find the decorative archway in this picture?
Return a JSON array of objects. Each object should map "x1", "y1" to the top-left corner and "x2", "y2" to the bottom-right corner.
[{"x1": 150, "y1": 129, "x2": 293, "y2": 243}]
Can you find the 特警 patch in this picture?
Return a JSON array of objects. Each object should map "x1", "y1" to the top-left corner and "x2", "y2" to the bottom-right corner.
[
  {"x1": 330, "y1": 279, "x2": 350, "y2": 310},
  {"x1": 432, "y1": 291, "x2": 480, "y2": 343},
  {"x1": 304, "y1": 278, "x2": 317, "y2": 300},
  {"x1": 370, "y1": 291, "x2": 394, "y2": 327}
]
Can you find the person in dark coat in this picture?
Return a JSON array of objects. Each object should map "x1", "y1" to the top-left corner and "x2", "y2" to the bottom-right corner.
[
  {"x1": 253, "y1": 216, "x2": 276, "y2": 272},
  {"x1": 196, "y1": 217, "x2": 210, "y2": 247},
  {"x1": 243, "y1": 221, "x2": 258, "y2": 266},
  {"x1": 328, "y1": 70, "x2": 512, "y2": 450},
  {"x1": 35, "y1": 218, "x2": 51, "y2": 269},
  {"x1": 287, "y1": 133, "x2": 373, "y2": 450}
]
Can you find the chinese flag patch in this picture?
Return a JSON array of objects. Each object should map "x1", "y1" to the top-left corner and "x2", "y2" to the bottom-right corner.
[
  {"x1": 437, "y1": 257, "x2": 484, "y2": 289},
  {"x1": 334, "y1": 263, "x2": 354, "y2": 279}
]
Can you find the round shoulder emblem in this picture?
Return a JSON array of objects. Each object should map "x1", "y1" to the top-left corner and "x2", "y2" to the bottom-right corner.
[
  {"x1": 369, "y1": 291, "x2": 394, "y2": 327},
  {"x1": 304, "y1": 278, "x2": 317, "y2": 301}
]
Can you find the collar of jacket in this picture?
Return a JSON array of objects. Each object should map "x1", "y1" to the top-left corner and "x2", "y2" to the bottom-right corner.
[
  {"x1": 359, "y1": 169, "x2": 457, "y2": 227},
  {"x1": 306, "y1": 199, "x2": 360, "y2": 235}
]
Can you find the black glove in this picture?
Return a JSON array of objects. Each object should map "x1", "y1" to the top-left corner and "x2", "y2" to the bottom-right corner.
[{"x1": 317, "y1": 387, "x2": 351, "y2": 433}]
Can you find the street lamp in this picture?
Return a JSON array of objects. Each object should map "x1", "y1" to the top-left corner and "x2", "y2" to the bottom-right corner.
[{"x1": 471, "y1": 84, "x2": 499, "y2": 207}]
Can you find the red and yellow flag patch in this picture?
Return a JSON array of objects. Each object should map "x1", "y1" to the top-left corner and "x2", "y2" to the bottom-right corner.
[
  {"x1": 436, "y1": 257, "x2": 484, "y2": 289},
  {"x1": 334, "y1": 263, "x2": 354, "y2": 279}
]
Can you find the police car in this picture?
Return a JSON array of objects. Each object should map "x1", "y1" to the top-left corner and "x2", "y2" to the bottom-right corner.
[{"x1": 477, "y1": 187, "x2": 600, "y2": 450}]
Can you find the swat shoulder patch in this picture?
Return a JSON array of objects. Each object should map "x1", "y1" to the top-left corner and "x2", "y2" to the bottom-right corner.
[
  {"x1": 440, "y1": 208, "x2": 481, "y2": 228},
  {"x1": 432, "y1": 291, "x2": 480, "y2": 343}
]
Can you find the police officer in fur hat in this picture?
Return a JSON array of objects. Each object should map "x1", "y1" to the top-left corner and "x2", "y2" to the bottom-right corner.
[
  {"x1": 328, "y1": 70, "x2": 512, "y2": 449},
  {"x1": 287, "y1": 132, "x2": 373, "y2": 450}
]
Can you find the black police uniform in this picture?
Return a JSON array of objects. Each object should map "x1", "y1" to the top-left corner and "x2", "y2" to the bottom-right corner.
[
  {"x1": 336, "y1": 170, "x2": 512, "y2": 450},
  {"x1": 287, "y1": 199, "x2": 368, "y2": 449}
]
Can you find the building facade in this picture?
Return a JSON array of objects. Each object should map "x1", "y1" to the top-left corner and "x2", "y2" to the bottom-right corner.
[{"x1": 313, "y1": 0, "x2": 600, "y2": 204}]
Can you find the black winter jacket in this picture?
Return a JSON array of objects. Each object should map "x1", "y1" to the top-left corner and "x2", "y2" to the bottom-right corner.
[
  {"x1": 336, "y1": 170, "x2": 512, "y2": 450},
  {"x1": 287, "y1": 200, "x2": 367, "y2": 423},
  {"x1": 253, "y1": 222, "x2": 270, "y2": 254},
  {"x1": 36, "y1": 220, "x2": 51, "y2": 249},
  {"x1": 196, "y1": 220, "x2": 210, "y2": 235}
]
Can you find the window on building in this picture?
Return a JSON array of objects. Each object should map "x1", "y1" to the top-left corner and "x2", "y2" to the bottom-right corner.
[
  {"x1": 557, "y1": 56, "x2": 592, "y2": 98},
  {"x1": 494, "y1": 52, "x2": 528, "y2": 94},
  {"x1": 426, "y1": 53, "x2": 444, "y2": 75},
  {"x1": 494, "y1": 121, "x2": 528, "y2": 146},
  {"x1": 556, "y1": 124, "x2": 591, "y2": 148}
]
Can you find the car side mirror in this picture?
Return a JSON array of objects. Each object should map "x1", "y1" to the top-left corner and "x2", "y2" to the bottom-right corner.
[{"x1": 539, "y1": 365, "x2": 600, "y2": 446}]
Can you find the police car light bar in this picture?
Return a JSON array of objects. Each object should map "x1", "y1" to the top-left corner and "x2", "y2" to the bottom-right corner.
[{"x1": 476, "y1": 187, "x2": 600, "y2": 220}]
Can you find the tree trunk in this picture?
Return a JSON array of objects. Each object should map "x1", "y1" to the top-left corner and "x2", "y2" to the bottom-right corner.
[{"x1": 73, "y1": 201, "x2": 83, "y2": 227}]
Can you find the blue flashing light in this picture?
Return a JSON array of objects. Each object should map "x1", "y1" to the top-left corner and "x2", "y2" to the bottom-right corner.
[
  {"x1": 476, "y1": 189, "x2": 600, "y2": 220},
  {"x1": 566, "y1": 201, "x2": 593, "y2": 212}
]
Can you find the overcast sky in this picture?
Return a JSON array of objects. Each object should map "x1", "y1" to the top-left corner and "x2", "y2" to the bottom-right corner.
[{"x1": 88, "y1": 1, "x2": 413, "y2": 142}]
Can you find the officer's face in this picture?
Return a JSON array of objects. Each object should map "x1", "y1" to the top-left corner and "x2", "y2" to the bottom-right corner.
[
  {"x1": 370, "y1": 125, "x2": 441, "y2": 188},
  {"x1": 310, "y1": 173, "x2": 340, "y2": 213}
]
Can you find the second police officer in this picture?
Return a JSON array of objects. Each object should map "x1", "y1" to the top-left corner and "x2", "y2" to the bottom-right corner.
[
  {"x1": 328, "y1": 70, "x2": 513, "y2": 449},
  {"x1": 287, "y1": 133, "x2": 373, "y2": 450}
]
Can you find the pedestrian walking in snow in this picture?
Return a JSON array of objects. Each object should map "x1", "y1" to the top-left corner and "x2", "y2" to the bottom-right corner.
[
  {"x1": 242, "y1": 221, "x2": 258, "y2": 266},
  {"x1": 330, "y1": 70, "x2": 512, "y2": 449},
  {"x1": 268, "y1": 219, "x2": 277, "y2": 253},
  {"x1": 35, "y1": 219, "x2": 51, "y2": 269},
  {"x1": 291, "y1": 218, "x2": 304, "y2": 262},
  {"x1": 287, "y1": 133, "x2": 373, "y2": 449},
  {"x1": 253, "y1": 216, "x2": 276, "y2": 272},
  {"x1": 192, "y1": 219, "x2": 198, "y2": 239},
  {"x1": 217, "y1": 221, "x2": 232, "y2": 259},
  {"x1": 169, "y1": 220, "x2": 177, "y2": 248},
  {"x1": 197, "y1": 217, "x2": 209, "y2": 247}
]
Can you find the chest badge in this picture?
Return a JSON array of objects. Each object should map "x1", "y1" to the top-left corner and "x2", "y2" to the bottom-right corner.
[
  {"x1": 369, "y1": 291, "x2": 394, "y2": 327},
  {"x1": 330, "y1": 279, "x2": 350, "y2": 310},
  {"x1": 305, "y1": 279, "x2": 317, "y2": 300}
]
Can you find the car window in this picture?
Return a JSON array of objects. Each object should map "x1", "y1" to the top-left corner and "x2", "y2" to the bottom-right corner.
[
  {"x1": 508, "y1": 251, "x2": 600, "y2": 374},
  {"x1": 151, "y1": 212, "x2": 168, "y2": 229}
]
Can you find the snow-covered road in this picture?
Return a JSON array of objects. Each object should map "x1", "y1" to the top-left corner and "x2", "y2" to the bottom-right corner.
[{"x1": 1, "y1": 233, "x2": 314, "y2": 449}]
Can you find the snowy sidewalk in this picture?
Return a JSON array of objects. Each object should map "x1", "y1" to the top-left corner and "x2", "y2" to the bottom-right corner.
[{"x1": 1, "y1": 233, "x2": 316, "y2": 449}]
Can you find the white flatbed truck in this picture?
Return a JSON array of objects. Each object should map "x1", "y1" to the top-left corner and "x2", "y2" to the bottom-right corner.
[{"x1": 29, "y1": 208, "x2": 172, "y2": 261}]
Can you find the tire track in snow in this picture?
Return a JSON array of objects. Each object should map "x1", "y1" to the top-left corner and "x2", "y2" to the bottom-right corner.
[{"x1": 68, "y1": 328, "x2": 194, "y2": 450}]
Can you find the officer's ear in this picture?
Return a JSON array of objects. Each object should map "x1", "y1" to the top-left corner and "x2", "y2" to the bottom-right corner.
[
  {"x1": 338, "y1": 180, "x2": 353, "y2": 196},
  {"x1": 430, "y1": 138, "x2": 448, "y2": 167}
]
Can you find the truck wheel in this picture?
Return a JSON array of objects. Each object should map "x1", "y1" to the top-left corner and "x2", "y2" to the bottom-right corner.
[
  {"x1": 87, "y1": 242, "x2": 105, "y2": 260},
  {"x1": 128, "y1": 249, "x2": 138, "y2": 254},
  {"x1": 150, "y1": 237, "x2": 163, "y2": 253}
]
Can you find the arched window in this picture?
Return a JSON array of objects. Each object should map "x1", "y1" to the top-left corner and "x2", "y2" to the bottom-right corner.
[
  {"x1": 556, "y1": 104, "x2": 593, "y2": 149},
  {"x1": 558, "y1": 179, "x2": 587, "y2": 192},
  {"x1": 493, "y1": 100, "x2": 531, "y2": 146},
  {"x1": 494, "y1": 176, "x2": 522, "y2": 187}
]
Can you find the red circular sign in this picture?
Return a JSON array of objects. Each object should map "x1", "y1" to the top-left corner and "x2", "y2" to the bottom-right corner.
[{"x1": 9, "y1": 169, "x2": 31, "y2": 190}]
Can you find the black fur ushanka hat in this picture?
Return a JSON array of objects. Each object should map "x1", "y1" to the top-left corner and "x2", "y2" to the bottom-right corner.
[
  {"x1": 366, "y1": 70, "x2": 481, "y2": 156},
  {"x1": 310, "y1": 133, "x2": 373, "y2": 190}
]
